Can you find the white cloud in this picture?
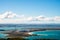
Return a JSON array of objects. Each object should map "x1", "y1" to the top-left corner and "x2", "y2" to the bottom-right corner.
[
  {"x1": 36, "y1": 15, "x2": 45, "y2": 21},
  {"x1": 27, "y1": 17, "x2": 34, "y2": 21},
  {"x1": 54, "y1": 16, "x2": 60, "y2": 21},
  {"x1": 35, "y1": 15, "x2": 53, "y2": 21},
  {"x1": 0, "y1": 11, "x2": 25, "y2": 19},
  {"x1": 0, "y1": 11, "x2": 60, "y2": 24},
  {"x1": 0, "y1": 11, "x2": 16, "y2": 19}
]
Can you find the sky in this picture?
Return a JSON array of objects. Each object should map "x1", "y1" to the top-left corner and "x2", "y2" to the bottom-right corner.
[{"x1": 0, "y1": 0, "x2": 60, "y2": 24}]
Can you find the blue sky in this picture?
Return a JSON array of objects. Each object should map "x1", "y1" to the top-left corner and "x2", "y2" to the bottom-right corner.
[
  {"x1": 0, "y1": 0, "x2": 60, "y2": 24},
  {"x1": 0, "y1": 0, "x2": 60, "y2": 17}
]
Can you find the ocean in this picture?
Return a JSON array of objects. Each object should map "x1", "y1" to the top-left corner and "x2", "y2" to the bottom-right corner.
[
  {"x1": 26, "y1": 30, "x2": 60, "y2": 40},
  {"x1": 0, "y1": 24, "x2": 60, "y2": 40}
]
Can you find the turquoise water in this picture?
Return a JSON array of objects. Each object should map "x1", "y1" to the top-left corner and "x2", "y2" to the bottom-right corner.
[
  {"x1": 0, "y1": 33, "x2": 8, "y2": 38},
  {"x1": 25, "y1": 30, "x2": 60, "y2": 40}
]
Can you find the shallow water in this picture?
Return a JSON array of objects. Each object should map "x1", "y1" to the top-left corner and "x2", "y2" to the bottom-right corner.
[
  {"x1": 0, "y1": 33, "x2": 8, "y2": 38},
  {"x1": 25, "y1": 30, "x2": 60, "y2": 40}
]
